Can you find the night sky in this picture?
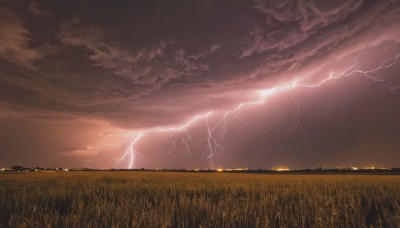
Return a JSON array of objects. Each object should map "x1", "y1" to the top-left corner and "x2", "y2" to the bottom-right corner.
[{"x1": 1, "y1": 0, "x2": 400, "y2": 169}]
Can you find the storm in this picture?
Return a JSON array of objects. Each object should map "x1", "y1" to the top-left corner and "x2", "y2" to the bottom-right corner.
[{"x1": 0, "y1": 0, "x2": 400, "y2": 169}]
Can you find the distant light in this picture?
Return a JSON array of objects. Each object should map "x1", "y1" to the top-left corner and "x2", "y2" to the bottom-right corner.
[
  {"x1": 273, "y1": 167, "x2": 290, "y2": 172},
  {"x1": 216, "y1": 168, "x2": 224, "y2": 172},
  {"x1": 225, "y1": 168, "x2": 248, "y2": 171}
]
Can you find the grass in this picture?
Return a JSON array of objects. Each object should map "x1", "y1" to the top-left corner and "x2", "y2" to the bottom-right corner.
[{"x1": 0, "y1": 172, "x2": 399, "y2": 227}]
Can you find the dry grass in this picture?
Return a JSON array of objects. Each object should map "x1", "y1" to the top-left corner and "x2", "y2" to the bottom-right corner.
[{"x1": 1, "y1": 172, "x2": 399, "y2": 227}]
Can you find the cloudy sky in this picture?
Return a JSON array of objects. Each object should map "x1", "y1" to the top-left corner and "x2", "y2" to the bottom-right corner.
[{"x1": 1, "y1": 0, "x2": 400, "y2": 169}]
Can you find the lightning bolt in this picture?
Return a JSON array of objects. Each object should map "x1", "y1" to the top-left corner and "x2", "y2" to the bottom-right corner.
[
  {"x1": 114, "y1": 132, "x2": 144, "y2": 169},
  {"x1": 197, "y1": 115, "x2": 222, "y2": 158},
  {"x1": 167, "y1": 128, "x2": 192, "y2": 156},
  {"x1": 292, "y1": 91, "x2": 314, "y2": 155},
  {"x1": 108, "y1": 53, "x2": 399, "y2": 168}
]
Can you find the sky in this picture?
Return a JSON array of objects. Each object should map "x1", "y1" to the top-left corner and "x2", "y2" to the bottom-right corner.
[{"x1": 0, "y1": 0, "x2": 400, "y2": 169}]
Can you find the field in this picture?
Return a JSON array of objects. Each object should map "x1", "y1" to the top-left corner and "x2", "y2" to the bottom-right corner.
[{"x1": 0, "y1": 172, "x2": 399, "y2": 227}]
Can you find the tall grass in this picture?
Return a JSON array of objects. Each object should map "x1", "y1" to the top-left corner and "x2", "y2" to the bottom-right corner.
[{"x1": 1, "y1": 172, "x2": 399, "y2": 227}]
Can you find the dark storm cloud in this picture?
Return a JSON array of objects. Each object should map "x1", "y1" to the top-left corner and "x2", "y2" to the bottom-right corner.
[
  {"x1": 0, "y1": 6, "x2": 43, "y2": 68},
  {"x1": 0, "y1": 0, "x2": 400, "y2": 168},
  {"x1": 240, "y1": 0, "x2": 364, "y2": 58},
  {"x1": 239, "y1": 1, "x2": 400, "y2": 82},
  {"x1": 28, "y1": 2, "x2": 43, "y2": 15},
  {"x1": 0, "y1": 1, "x2": 398, "y2": 128}
]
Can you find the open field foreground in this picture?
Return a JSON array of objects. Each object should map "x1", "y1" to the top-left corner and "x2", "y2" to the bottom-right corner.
[{"x1": 1, "y1": 172, "x2": 399, "y2": 227}]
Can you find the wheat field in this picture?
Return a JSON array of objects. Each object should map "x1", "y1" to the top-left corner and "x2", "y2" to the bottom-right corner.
[{"x1": 0, "y1": 172, "x2": 399, "y2": 227}]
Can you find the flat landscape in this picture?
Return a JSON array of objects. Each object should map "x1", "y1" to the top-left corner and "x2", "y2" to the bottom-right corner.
[{"x1": 0, "y1": 172, "x2": 399, "y2": 227}]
